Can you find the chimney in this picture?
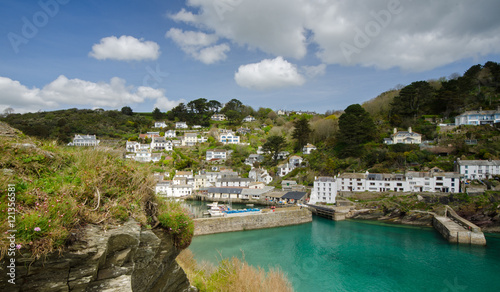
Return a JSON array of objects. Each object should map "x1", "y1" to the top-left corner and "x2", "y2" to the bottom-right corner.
[
  {"x1": 394, "y1": 128, "x2": 397, "y2": 134},
  {"x1": 408, "y1": 127, "x2": 412, "y2": 133}
]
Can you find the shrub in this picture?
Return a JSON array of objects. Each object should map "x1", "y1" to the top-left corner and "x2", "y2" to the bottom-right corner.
[{"x1": 158, "y1": 200, "x2": 194, "y2": 249}]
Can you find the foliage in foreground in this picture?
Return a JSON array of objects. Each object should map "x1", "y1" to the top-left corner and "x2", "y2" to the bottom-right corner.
[
  {"x1": 177, "y1": 249, "x2": 293, "y2": 292},
  {"x1": 0, "y1": 131, "x2": 193, "y2": 259}
]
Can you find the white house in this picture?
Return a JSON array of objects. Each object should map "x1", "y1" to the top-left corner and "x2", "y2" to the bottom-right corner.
[
  {"x1": 155, "y1": 180, "x2": 172, "y2": 197},
  {"x1": 126, "y1": 141, "x2": 141, "y2": 153},
  {"x1": 154, "y1": 121, "x2": 167, "y2": 128},
  {"x1": 219, "y1": 132, "x2": 240, "y2": 144},
  {"x1": 277, "y1": 163, "x2": 296, "y2": 177},
  {"x1": 206, "y1": 149, "x2": 228, "y2": 161},
  {"x1": 151, "y1": 136, "x2": 167, "y2": 151},
  {"x1": 165, "y1": 130, "x2": 176, "y2": 138},
  {"x1": 245, "y1": 154, "x2": 264, "y2": 166},
  {"x1": 385, "y1": 128, "x2": 422, "y2": 145},
  {"x1": 249, "y1": 168, "x2": 273, "y2": 184},
  {"x1": 455, "y1": 107, "x2": 500, "y2": 126},
  {"x1": 302, "y1": 144, "x2": 317, "y2": 154},
  {"x1": 182, "y1": 132, "x2": 198, "y2": 146},
  {"x1": 211, "y1": 113, "x2": 227, "y2": 121},
  {"x1": 176, "y1": 122, "x2": 188, "y2": 129},
  {"x1": 132, "y1": 149, "x2": 161, "y2": 163},
  {"x1": 456, "y1": 159, "x2": 500, "y2": 180},
  {"x1": 310, "y1": 176, "x2": 337, "y2": 204},
  {"x1": 242, "y1": 115, "x2": 256, "y2": 123},
  {"x1": 67, "y1": 134, "x2": 100, "y2": 146},
  {"x1": 155, "y1": 181, "x2": 193, "y2": 198},
  {"x1": 289, "y1": 155, "x2": 303, "y2": 167}
]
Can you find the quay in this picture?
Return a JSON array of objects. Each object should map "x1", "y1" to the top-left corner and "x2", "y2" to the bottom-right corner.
[
  {"x1": 432, "y1": 206, "x2": 486, "y2": 245},
  {"x1": 193, "y1": 207, "x2": 312, "y2": 236}
]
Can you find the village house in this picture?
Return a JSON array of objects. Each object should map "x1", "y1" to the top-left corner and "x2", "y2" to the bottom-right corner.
[
  {"x1": 249, "y1": 182, "x2": 266, "y2": 189},
  {"x1": 277, "y1": 163, "x2": 296, "y2": 177},
  {"x1": 182, "y1": 132, "x2": 198, "y2": 146},
  {"x1": 165, "y1": 130, "x2": 176, "y2": 138},
  {"x1": 456, "y1": 158, "x2": 500, "y2": 180},
  {"x1": 155, "y1": 180, "x2": 172, "y2": 197},
  {"x1": 151, "y1": 136, "x2": 168, "y2": 151},
  {"x1": 215, "y1": 178, "x2": 253, "y2": 188},
  {"x1": 264, "y1": 191, "x2": 286, "y2": 202},
  {"x1": 206, "y1": 149, "x2": 228, "y2": 161},
  {"x1": 245, "y1": 154, "x2": 264, "y2": 166},
  {"x1": 237, "y1": 127, "x2": 252, "y2": 135},
  {"x1": 153, "y1": 121, "x2": 167, "y2": 128},
  {"x1": 240, "y1": 186, "x2": 275, "y2": 200},
  {"x1": 289, "y1": 155, "x2": 304, "y2": 167},
  {"x1": 454, "y1": 107, "x2": 500, "y2": 126},
  {"x1": 175, "y1": 122, "x2": 188, "y2": 129},
  {"x1": 219, "y1": 131, "x2": 240, "y2": 144},
  {"x1": 242, "y1": 115, "x2": 256, "y2": 123},
  {"x1": 281, "y1": 192, "x2": 308, "y2": 204},
  {"x1": 384, "y1": 127, "x2": 422, "y2": 145},
  {"x1": 211, "y1": 113, "x2": 227, "y2": 121},
  {"x1": 248, "y1": 168, "x2": 273, "y2": 184},
  {"x1": 67, "y1": 134, "x2": 100, "y2": 146},
  {"x1": 302, "y1": 144, "x2": 317, "y2": 154},
  {"x1": 207, "y1": 187, "x2": 243, "y2": 200},
  {"x1": 310, "y1": 176, "x2": 337, "y2": 204},
  {"x1": 139, "y1": 132, "x2": 160, "y2": 140}
]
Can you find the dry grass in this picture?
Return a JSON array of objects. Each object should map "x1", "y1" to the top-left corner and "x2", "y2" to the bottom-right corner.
[{"x1": 177, "y1": 249, "x2": 294, "y2": 292}]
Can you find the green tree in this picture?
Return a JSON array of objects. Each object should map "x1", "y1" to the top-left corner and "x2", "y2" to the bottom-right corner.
[
  {"x1": 152, "y1": 107, "x2": 163, "y2": 120},
  {"x1": 292, "y1": 117, "x2": 311, "y2": 152},
  {"x1": 337, "y1": 104, "x2": 376, "y2": 157},
  {"x1": 262, "y1": 135, "x2": 287, "y2": 165},
  {"x1": 121, "y1": 106, "x2": 133, "y2": 116}
]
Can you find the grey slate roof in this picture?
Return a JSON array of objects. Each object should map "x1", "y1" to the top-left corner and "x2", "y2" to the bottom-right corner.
[{"x1": 282, "y1": 191, "x2": 307, "y2": 200}]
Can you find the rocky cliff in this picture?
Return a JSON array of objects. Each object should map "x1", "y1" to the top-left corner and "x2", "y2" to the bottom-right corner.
[{"x1": 1, "y1": 219, "x2": 196, "y2": 292}]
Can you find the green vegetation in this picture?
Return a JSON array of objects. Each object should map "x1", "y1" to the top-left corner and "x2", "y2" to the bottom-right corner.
[
  {"x1": 177, "y1": 249, "x2": 293, "y2": 292},
  {"x1": 0, "y1": 127, "x2": 193, "y2": 259}
]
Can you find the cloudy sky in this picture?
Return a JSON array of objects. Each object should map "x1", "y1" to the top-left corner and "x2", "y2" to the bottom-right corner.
[{"x1": 1, "y1": 0, "x2": 500, "y2": 114}]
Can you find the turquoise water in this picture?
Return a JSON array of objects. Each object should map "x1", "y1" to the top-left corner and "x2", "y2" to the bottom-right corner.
[{"x1": 189, "y1": 217, "x2": 500, "y2": 292}]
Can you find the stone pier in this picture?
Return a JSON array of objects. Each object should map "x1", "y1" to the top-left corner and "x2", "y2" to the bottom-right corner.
[{"x1": 432, "y1": 206, "x2": 486, "y2": 245}]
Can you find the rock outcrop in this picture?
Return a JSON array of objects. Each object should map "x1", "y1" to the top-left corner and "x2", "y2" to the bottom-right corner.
[{"x1": 0, "y1": 219, "x2": 196, "y2": 292}]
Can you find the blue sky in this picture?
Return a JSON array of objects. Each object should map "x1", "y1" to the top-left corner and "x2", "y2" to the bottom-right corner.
[{"x1": 1, "y1": 0, "x2": 500, "y2": 114}]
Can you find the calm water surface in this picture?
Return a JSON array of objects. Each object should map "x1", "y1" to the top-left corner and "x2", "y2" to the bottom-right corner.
[{"x1": 189, "y1": 217, "x2": 500, "y2": 292}]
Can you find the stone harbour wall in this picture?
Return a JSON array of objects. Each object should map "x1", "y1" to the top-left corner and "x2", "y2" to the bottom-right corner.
[{"x1": 194, "y1": 208, "x2": 312, "y2": 236}]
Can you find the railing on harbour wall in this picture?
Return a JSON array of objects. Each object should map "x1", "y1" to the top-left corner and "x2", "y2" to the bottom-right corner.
[{"x1": 444, "y1": 205, "x2": 481, "y2": 233}]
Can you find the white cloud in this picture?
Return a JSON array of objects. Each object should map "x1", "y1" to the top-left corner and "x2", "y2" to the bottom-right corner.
[
  {"x1": 171, "y1": 0, "x2": 500, "y2": 71},
  {"x1": 89, "y1": 35, "x2": 160, "y2": 61},
  {"x1": 165, "y1": 28, "x2": 229, "y2": 64},
  {"x1": 0, "y1": 75, "x2": 181, "y2": 113},
  {"x1": 154, "y1": 97, "x2": 186, "y2": 112},
  {"x1": 302, "y1": 64, "x2": 327, "y2": 78},
  {"x1": 196, "y1": 44, "x2": 230, "y2": 64},
  {"x1": 234, "y1": 56, "x2": 305, "y2": 90}
]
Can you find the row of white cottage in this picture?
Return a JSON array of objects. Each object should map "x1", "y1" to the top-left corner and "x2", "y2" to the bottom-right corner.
[{"x1": 311, "y1": 160, "x2": 500, "y2": 204}]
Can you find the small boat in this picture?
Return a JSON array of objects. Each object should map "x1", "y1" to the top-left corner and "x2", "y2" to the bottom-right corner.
[
  {"x1": 208, "y1": 209, "x2": 225, "y2": 217},
  {"x1": 207, "y1": 202, "x2": 219, "y2": 209},
  {"x1": 246, "y1": 204, "x2": 254, "y2": 207}
]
